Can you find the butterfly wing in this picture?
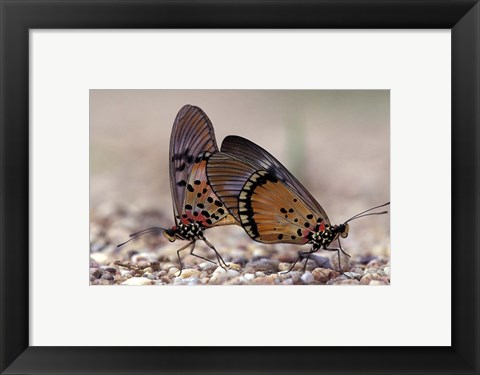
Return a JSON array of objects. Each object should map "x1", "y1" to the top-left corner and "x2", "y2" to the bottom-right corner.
[
  {"x1": 207, "y1": 152, "x2": 326, "y2": 244},
  {"x1": 169, "y1": 105, "x2": 218, "y2": 223},
  {"x1": 220, "y1": 135, "x2": 330, "y2": 223},
  {"x1": 179, "y1": 157, "x2": 237, "y2": 228}
]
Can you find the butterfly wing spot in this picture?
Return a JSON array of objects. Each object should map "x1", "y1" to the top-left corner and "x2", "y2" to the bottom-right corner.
[
  {"x1": 214, "y1": 200, "x2": 223, "y2": 207},
  {"x1": 217, "y1": 208, "x2": 225, "y2": 215},
  {"x1": 207, "y1": 197, "x2": 214, "y2": 203},
  {"x1": 289, "y1": 208, "x2": 294, "y2": 213},
  {"x1": 278, "y1": 234, "x2": 284, "y2": 240},
  {"x1": 177, "y1": 180, "x2": 187, "y2": 187},
  {"x1": 194, "y1": 180, "x2": 201, "y2": 185},
  {"x1": 185, "y1": 204, "x2": 193, "y2": 210},
  {"x1": 197, "y1": 193, "x2": 202, "y2": 198},
  {"x1": 176, "y1": 164, "x2": 186, "y2": 172},
  {"x1": 304, "y1": 222, "x2": 310, "y2": 228},
  {"x1": 307, "y1": 214, "x2": 314, "y2": 219},
  {"x1": 187, "y1": 184, "x2": 195, "y2": 192},
  {"x1": 197, "y1": 203, "x2": 205, "y2": 209},
  {"x1": 280, "y1": 208, "x2": 287, "y2": 213}
]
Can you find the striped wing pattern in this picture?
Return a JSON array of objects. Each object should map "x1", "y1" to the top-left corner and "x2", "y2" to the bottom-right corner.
[
  {"x1": 221, "y1": 135, "x2": 330, "y2": 222},
  {"x1": 207, "y1": 152, "x2": 327, "y2": 244},
  {"x1": 169, "y1": 105, "x2": 218, "y2": 222}
]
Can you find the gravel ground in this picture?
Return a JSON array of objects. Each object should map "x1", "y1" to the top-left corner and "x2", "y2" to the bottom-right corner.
[{"x1": 90, "y1": 202, "x2": 390, "y2": 286}]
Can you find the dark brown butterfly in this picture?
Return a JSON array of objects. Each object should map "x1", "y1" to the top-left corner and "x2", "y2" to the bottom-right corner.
[
  {"x1": 206, "y1": 135, "x2": 389, "y2": 272},
  {"x1": 118, "y1": 105, "x2": 236, "y2": 274}
]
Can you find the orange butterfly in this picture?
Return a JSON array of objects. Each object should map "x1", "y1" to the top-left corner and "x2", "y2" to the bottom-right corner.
[{"x1": 207, "y1": 135, "x2": 389, "y2": 272}]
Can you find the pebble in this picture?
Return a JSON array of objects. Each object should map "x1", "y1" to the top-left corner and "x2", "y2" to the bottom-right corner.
[
  {"x1": 131, "y1": 253, "x2": 158, "y2": 263},
  {"x1": 246, "y1": 258, "x2": 279, "y2": 273},
  {"x1": 198, "y1": 262, "x2": 217, "y2": 272},
  {"x1": 162, "y1": 263, "x2": 177, "y2": 271},
  {"x1": 209, "y1": 268, "x2": 240, "y2": 284},
  {"x1": 121, "y1": 277, "x2": 155, "y2": 286},
  {"x1": 359, "y1": 274, "x2": 374, "y2": 285},
  {"x1": 335, "y1": 279, "x2": 360, "y2": 285},
  {"x1": 301, "y1": 272, "x2": 314, "y2": 284},
  {"x1": 278, "y1": 262, "x2": 293, "y2": 272},
  {"x1": 174, "y1": 276, "x2": 199, "y2": 285},
  {"x1": 252, "y1": 275, "x2": 276, "y2": 285},
  {"x1": 143, "y1": 272, "x2": 156, "y2": 280},
  {"x1": 310, "y1": 254, "x2": 332, "y2": 269},
  {"x1": 105, "y1": 267, "x2": 117, "y2": 274},
  {"x1": 119, "y1": 269, "x2": 134, "y2": 277},
  {"x1": 311, "y1": 268, "x2": 335, "y2": 283},
  {"x1": 384, "y1": 266, "x2": 391, "y2": 276},
  {"x1": 168, "y1": 267, "x2": 180, "y2": 276},
  {"x1": 365, "y1": 268, "x2": 386, "y2": 276},
  {"x1": 91, "y1": 267, "x2": 104, "y2": 279},
  {"x1": 179, "y1": 268, "x2": 201, "y2": 279},
  {"x1": 101, "y1": 273, "x2": 114, "y2": 281},
  {"x1": 243, "y1": 273, "x2": 255, "y2": 281},
  {"x1": 343, "y1": 272, "x2": 363, "y2": 280},
  {"x1": 369, "y1": 280, "x2": 389, "y2": 286},
  {"x1": 90, "y1": 253, "x2": 109, "y2": 265}
]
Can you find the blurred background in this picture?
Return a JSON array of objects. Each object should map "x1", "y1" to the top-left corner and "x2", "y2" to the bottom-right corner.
[{"x1": 90, "y1": 90, "x2": 390, "y2": 284}]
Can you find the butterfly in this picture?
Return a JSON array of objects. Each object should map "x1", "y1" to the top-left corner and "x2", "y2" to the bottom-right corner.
[
  {"x1": 206, "y1": 135, "x2": 389, "y2": 273},
  {"x1": 118, "y1": 105, "x2": 236, "y2": 275}
]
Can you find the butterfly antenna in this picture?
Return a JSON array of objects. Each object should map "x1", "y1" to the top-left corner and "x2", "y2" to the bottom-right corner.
[
  {"x1": 117, "y1": 227, "x2": 168, "y2": 248},
  {"x1": 345, "y1": 202, "x2": 390, "y2": 223}
]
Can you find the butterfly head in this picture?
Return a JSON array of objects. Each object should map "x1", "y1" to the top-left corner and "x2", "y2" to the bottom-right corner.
[
  {"x1": 163, "y1": 227, "x2": 177, "y2": 242},
  {"x1": 334, "y1": 223, "x2": 350, "y2": 239}
]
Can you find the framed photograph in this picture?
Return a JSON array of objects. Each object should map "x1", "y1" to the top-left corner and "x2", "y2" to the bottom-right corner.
[{"x1": 1, "y1": 1, "x2": 479, "y2": 374}]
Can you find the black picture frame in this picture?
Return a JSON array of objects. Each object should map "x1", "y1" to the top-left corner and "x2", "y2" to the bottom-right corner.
[{"x1": 1, "y1": 1, "x2": 479, "y2": 374}]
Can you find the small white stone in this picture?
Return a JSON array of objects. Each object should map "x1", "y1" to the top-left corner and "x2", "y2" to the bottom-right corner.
[
  {"x1": 121, "y1": 277, "x2": 155, "y2": 286},
  {"x1": 243, "y1": 273, "x2": 255, "y2": 281},
  {"x1": 301, "y1": 272, "x2": 314, "y2": 284},
  {"x1": 90, "y1": 253, "x2": 109, "y2": 265},
  {"x1": 384, "y1": 266, "x2": 391, "y2": 276},
  {"x1": 131, "y1": 252, "x2": 158, "y2": 263},
  {"x1": 255, "y1": 271, "x2": 265, "y2": 277}
]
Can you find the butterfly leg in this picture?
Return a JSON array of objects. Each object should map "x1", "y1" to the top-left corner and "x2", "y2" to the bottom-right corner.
[
  {"x1": 324, "y1": 246, "x2": 350, "y2": 273},
  {"x1": 190, "y1": 242, "x2": 216, "y2": 265},
  {"x1": 283, "y1": 249, "x2": 315, "y2": 274},
  {"x1": 201, "y1": 236, "x2": 230, "y2": 271},
  {"x1": 175, "y1": 241, "x2": 195, "y2": 276}
]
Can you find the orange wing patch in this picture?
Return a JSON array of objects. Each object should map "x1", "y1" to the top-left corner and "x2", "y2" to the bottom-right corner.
[
  {"x1": 238, "y1": 171, "x2": 324, "y2": 244},
  {"x1": 181, "y1": 160, "x2": 236, "y2": 228}
]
